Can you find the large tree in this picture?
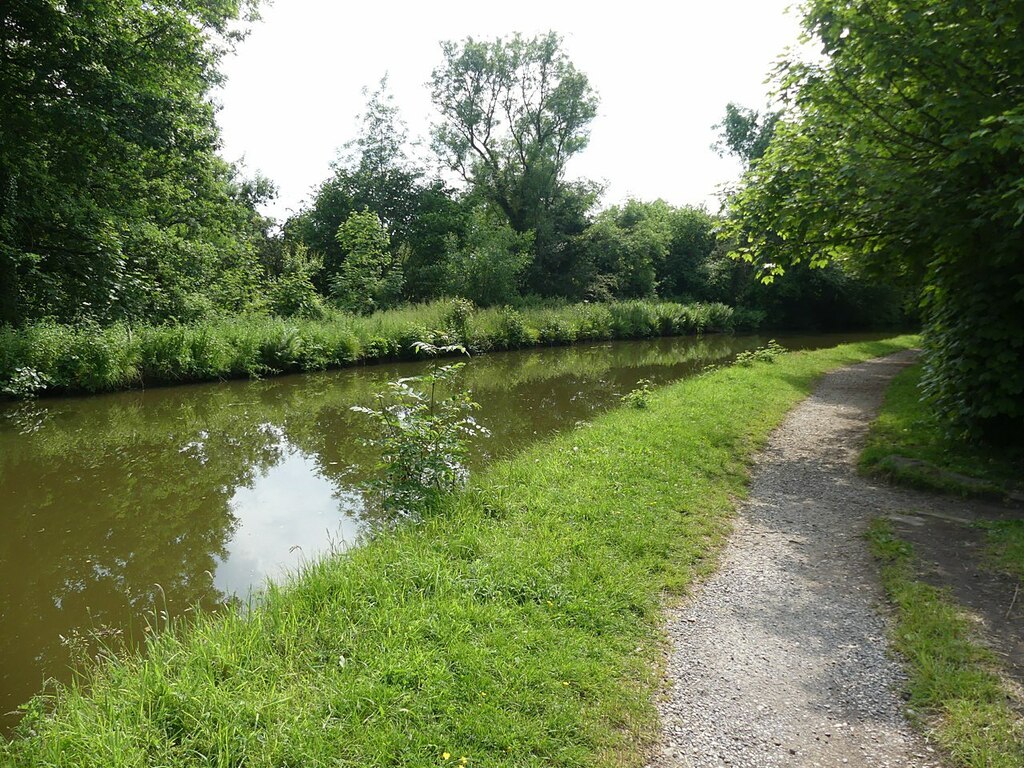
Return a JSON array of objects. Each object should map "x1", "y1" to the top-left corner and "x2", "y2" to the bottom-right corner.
[
  {"x1": 0, "y1": 0, "x2": 266, "y2": 325},
  {"x1": 288, "y1": 78, "x2": 466, "y2": 302},
  {"x1": 429, "y1": 31, "x2": 599, "y2": 292},
  {"x1": 726, "y1": 0, "x2": 1024, "y2": 441}
]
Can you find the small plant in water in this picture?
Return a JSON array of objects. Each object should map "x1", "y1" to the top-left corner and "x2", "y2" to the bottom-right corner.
[
  {"x1": 621, "y1": 378, "x2": 654, "y2": 409},
  {"x1": 734, "y1": 339, "x2": 787, "y2": 366},
  {"x1": 352, "y1": 342, "x2": 489, "y2": 517}
]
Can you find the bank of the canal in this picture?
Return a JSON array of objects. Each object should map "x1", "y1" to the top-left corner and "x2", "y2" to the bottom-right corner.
[
  {"x1": 1, "y1": 335, "x2": 916, "y2": 763},
  {"x1": 0, "y1": 300, "x2": 739, "y2": 399}
]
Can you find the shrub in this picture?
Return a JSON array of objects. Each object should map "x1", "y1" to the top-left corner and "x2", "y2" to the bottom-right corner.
[
  {"x1": 1, "y1": 366, "x2": 51, "y2": 398},
  {"x1": 351, "y1": 343, "x2": 489, "y2": 517},
  {"x1": 440, "y1": 297, "x2": 476, "y2": 341},
  {"x1": 734, "y1": 339, "x2": 787, "y2": 366},
  {"x1": 621, "y1": 378, "x2": 654, "y2": 409}
]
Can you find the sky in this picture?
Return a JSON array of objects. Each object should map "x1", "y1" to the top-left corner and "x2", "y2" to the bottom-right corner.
[{"x1": 215, "y1": 0, "x2": 803, "y2": 222}]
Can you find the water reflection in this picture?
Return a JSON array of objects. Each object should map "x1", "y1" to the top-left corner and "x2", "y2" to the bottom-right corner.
[
  {"x1": 214, "y1": 442, "x2": 365, "y2": 597},
  {"x1": 0, "y1": 332, "x2": 888, "y2": 728}
]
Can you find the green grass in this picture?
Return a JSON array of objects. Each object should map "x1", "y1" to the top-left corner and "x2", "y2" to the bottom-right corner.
[
  {"x1": 978, "y1": 520, "x2": 1024, "y2": 583},
  {"x1": 867, "y1": 519, "x2": 1024, "y2": 768},
  {"x1": 1, "y1": 336, "x2": 915, "y2": 767},
  {"x1": 860, "y1": 363, "x2": 1023, "y2": 496},
  {"x1": 0, "y1": 299, "x2": 738, "y2": 398}
]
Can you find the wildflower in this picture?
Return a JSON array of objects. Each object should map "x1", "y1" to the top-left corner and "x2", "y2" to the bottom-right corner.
[{"x1": 443, "y1": 752, "x2": 450, "y2": 761}]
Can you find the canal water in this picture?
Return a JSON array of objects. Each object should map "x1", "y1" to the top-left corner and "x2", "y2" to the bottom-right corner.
[{"x1": 0, "y1": 333, "x2": 887, "y2": 729}]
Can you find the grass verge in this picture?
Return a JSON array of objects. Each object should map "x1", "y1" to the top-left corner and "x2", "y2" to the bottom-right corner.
[
  {"x1": 867, "y1": 519, "x2": 1024, "y2": 768},
  {"x1": 0, "y1": 299, "x2": 737, "y2": 398},
  {"x1": 2, "y1": 336, "x2": 915, "y2": 767},
  {"x1": 978, "y1": 521, "x2": 1024, "y2": 583},
  {"x1": 860, "y1": 363, "x2": 1023, "y2": 497}
]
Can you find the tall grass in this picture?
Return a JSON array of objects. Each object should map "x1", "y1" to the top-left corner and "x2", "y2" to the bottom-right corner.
[
  {"x1": 0, "y1": 300, "x2": 737, "y2": 398},
  {"x1": 1, "y1": 336, "x2": 916, "y2": 766}
]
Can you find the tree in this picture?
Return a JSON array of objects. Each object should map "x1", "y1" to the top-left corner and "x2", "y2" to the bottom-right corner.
[
  {"x1": 712, "y1": 103, "x2": 779, "y2": 166},
  {"x1": 725, "y1": 0, "x2": 1024, "y2": 441},
  {"x1": 442, "y1": 206, "x2": 533, "y2": 306},
  {"x1": 661, "y1": 206, "x2": 718, "y2": 298},
  {"x1": 429, "y1": 31, "x2": 599, "y2": 289},
  {"x1": 575, "y1": 201, "x2": 670, "y2": 300},
  {"x1": 288, "y1": 77, "x2": 466, "y2": 301},
  {"x1": 332, "y1": 210, "x2": 401, "y2": 314},
  {"x1": 0, "y1": 0, "x2": 267, "y2": 326}
]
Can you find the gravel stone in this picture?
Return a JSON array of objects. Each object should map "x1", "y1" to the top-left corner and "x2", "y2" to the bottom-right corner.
[{"x1": 651, "y1": 351, "x2": 943, "y2": 768}]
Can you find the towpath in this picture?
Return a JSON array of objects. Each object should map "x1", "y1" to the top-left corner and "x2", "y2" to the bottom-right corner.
[{"x1": 652, "y1": 350, "x2": 944, "y2": 768}]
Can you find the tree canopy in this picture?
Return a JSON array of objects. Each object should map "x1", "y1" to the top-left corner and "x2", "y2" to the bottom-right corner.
[
  {"x1": 725, "y1": 0, "x2": 1024, "y2": 440},
  {"x1": 430, "y1": 32, "x2": 598, "y2": 234},
  {"x1": 0, "y1": 8, "x2": 910, "y2": 341},
  {"x1": 712, "y1": 103, "x2": 779, "y2": 166},
  {"x1": 429, "y1": 32, "x2": 599, "y2": 293},
  {"x1": 0, "y1": 0, "x2": 268, "y2": 325}
]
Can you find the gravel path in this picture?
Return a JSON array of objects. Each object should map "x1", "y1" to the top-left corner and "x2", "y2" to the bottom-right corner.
[{"x1": 652, "y1": 351, "x2": 943, "y2": 768}]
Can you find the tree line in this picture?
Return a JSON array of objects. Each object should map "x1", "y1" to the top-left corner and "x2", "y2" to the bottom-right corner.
[
  {"x1": 10, "y1": 1, "x2": 1016, "y2": 442},
  {"x1": 723, "y1": 0, "x2": 1023, "y2": 443},
  {"x1": 0, "y1": 6, "x2": 902, "y2": 334}
]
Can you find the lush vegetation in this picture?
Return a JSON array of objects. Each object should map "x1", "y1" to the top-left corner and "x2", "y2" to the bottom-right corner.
[
  {"x1": 867, "y1": 520, "x2": 1024, "y2": 768},
  {"x1": 861, "y1": 364, "x2": 1023, "y2": 497},
  {"x1": 725, "y1": 1, "x2": 1024, "y2": 442},
  {"x1": 1, "y1": 6, "x2": 906, "y2": 403},
  {"x1": 0, "y1": 0, "x2": 273, "y2": 327},
  {"x1": 352, "y1": 343, "x2": 488, "y2": 517},
  {"x1": 0, "y1": 338, "x2": 914, "y2": 765},
  {"x1": 0, "y1": 299, "x2": 740, "y2": 397}
]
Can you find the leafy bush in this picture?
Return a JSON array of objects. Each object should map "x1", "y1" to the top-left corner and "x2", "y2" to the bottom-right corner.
[
  {"x1": 442, "y1": 208, "x2": 533, "y2": 307},
  {"x1": 331, "y1": 210, "x2": 402, "y2": 314},
  {"x1": 495, "y1": 307, "x2": 533, "y2": 348},
  {"x1": 621, "y1": 378, "x2": 653, "y2": 409},
  {"x1": 440, "y1": 297, "x2": 476, "y2": 340},
  {"x1": 734, "y1": 339, "x2": 787, "y2": 366},
  {"x1": 267, "y1": 245, "x2": 326, "y2": 319},
  {"x1": 1, "y1": 366, "x2": 51, "y2": 398},
  {"x1": 352, "y1": 343, "x2": 489, "y2": 516}
]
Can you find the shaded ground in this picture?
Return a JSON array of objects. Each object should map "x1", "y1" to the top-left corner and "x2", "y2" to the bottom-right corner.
[
  {"x1": 653, "y1": 351, "x2": 945, "y2": 767},
  {"x1": 884, "y1": 505, "x2": 1023, "y2": 685}
]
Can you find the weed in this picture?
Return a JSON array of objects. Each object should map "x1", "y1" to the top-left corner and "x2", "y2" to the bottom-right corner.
[
  {"x1": 352, "y1": 342, "x2": 489, "y2": 517},
  {"x1": 621, "y1": 379, "x2": 654, "y2": 409},
  {"x1": 733, "y1": 339, "x2": 787, "y2": 366}
]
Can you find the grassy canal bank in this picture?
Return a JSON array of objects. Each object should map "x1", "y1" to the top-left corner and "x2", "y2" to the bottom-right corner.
[
  {"x1": 2, "y1": 336, "x2": 915, "y2": 766},
  {"x1": 867, "y1": 521, "x2": 1024, "y2": 768},
  {"x1": 0, "y1": 299, "x2": 741, "y2": 399}
]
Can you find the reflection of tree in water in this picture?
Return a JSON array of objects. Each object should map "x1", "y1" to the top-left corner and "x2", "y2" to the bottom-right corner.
[{"x1": 0, "y1": 409, "x2": 287, "y2": 723}]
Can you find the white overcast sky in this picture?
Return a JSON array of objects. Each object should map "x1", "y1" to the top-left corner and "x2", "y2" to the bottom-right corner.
[{"x1": 215, "y1": 0, "x2": 802, "y2": 222}]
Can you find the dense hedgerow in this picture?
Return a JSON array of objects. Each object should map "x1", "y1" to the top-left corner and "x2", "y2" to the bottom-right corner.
[{"x1": 0, "y1": 299, "x2": 738, "y2": 398}]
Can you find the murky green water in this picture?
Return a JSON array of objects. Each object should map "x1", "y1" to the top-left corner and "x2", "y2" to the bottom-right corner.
[{"x1": 0, "y1": 333, "x2": 888, "y2": 728}]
